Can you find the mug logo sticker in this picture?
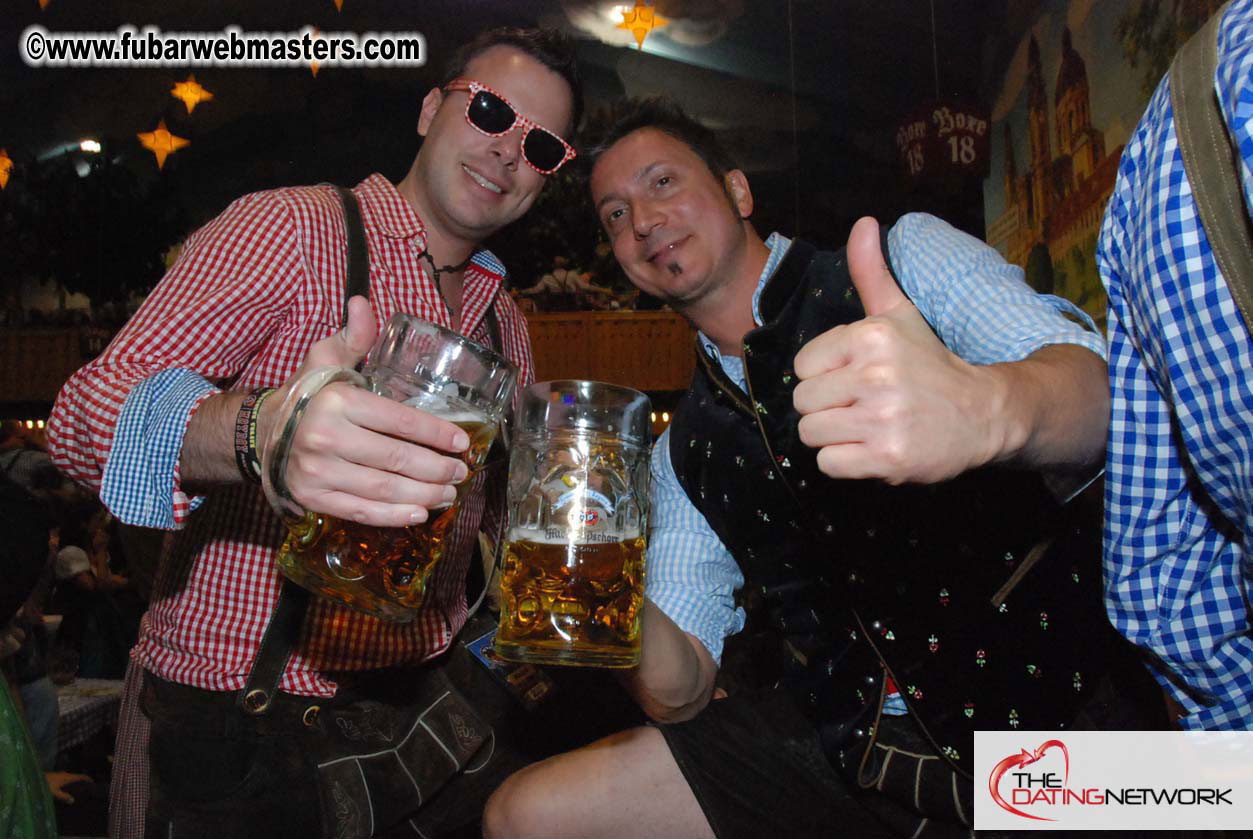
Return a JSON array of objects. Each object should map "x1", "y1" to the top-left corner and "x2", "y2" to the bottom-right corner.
[{"x1": 554, "y1": 489, "x2": 616, "y2": 517}]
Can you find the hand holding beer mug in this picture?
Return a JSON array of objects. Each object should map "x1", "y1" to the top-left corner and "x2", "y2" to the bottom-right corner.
[
  {"x1": 261, "y1": 314, "x2": 518, "y2": 622},
  {"x1": 495, "y1": 381, "x2": 651, "y2": 667}
]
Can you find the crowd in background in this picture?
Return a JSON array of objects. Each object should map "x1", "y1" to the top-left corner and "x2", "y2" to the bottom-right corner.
[{"x1": 1, "y1": 418, "x2": 144, "y2": 832}]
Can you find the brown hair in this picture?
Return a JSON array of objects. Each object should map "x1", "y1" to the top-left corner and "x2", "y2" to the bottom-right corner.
[{"x1": 439, "y1": 27, "x2": 584, "y2": 136}]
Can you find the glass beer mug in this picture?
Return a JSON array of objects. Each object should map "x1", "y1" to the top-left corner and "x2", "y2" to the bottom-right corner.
[
  {"x1": 494, "y1": 380, "x2": 652, "y2": 667},
  {"x1": 261, "y1": 314, "x2": 518, "y2": 623}
]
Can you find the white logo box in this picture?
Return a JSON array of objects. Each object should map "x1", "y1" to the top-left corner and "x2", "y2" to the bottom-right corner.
[{"x1": 974, "y1": 730, "x2": 1253, "y2": 830}]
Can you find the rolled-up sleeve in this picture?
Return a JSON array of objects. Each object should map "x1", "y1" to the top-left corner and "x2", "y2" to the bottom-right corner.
[
  {"x1": 888, "y1": 212, "x2": 1106, "y2": 365},
  {"x1": 99, "y1": 369, "x2": 218, "y2": 528},
  {"x1": 47, "y1": 190, "x2": 304, "y2": 527}
]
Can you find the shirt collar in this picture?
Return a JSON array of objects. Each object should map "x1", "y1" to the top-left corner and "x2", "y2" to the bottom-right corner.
[
  {"x1": 697, "y1": 232, "x2": 792, "y2": 361},
  {"x1": 354, "y1": 173, "x2": 427, "y2": 242},
  {"x1": 353, "y1": 174, "x2": 506, "y2": 287}
]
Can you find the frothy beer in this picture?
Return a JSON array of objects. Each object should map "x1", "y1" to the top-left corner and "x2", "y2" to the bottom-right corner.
[
  {"x1": 495, "y1": 528, "x2": 645, "y2": 667},
  {"x1": 275, "y1": 412, "x2": 496, "y2": 623}
]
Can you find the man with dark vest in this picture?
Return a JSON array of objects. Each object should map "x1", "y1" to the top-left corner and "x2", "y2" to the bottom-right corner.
[{"x1": 484, "y1": 99, "x2": 1140, "y2": 838}]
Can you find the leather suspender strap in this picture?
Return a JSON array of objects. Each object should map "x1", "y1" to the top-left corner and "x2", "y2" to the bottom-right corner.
[
  {"x1": 1170, "y1": 1, "x2": 1253, "y2": 337},
  {"x1": 240, "y1": 186, "x2": 371, "y2": 714},
  {"x1": 338, "y1": 179, "x2": 500, "y2": 351},
  {"x1": 238, "y1": 575, "x2": 312, "y2": 714},
  {"x1": 241, "y1": 185, "x2": 506, "y2": 714},
  {"x1": 336, "y1": 186, "x2": 371, "y2": 318}
]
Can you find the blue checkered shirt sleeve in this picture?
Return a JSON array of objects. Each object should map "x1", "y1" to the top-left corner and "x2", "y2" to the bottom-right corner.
[
  {"x1": 888, "y1": 213, "x2": 1106, "y2": 364},
  {"x1": 1098, "y1": 0, "x2": 1253, "y2": 730},
  {"x1": 101, "y1": 368, "x2": 218, "y2": 529}
]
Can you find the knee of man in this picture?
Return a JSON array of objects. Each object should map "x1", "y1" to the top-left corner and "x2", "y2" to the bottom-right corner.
[
  {"x1": 483, "y1": 767, "x2": 553, "y2": 839},
  {"x1": 481, "y1": 780, "x2": 513, "y2": 839},
  {"x1": 485, "y1": 727, "x2": 664, "y2": 838}
]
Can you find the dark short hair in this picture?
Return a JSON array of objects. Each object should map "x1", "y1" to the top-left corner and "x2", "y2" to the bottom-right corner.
[
  {"x1": 584, "y1": 97, "x2": 737, "y2": 182},
  {"x1": 439, "y1": 27, "x2": 584, "y2": 137}
]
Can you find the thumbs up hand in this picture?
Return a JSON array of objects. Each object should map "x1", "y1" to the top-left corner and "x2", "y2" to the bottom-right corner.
[{"x1": 792, "y1": 217, "x2": 999, "y2": 484}]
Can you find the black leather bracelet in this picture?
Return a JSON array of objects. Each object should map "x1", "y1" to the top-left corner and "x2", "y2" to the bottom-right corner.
[{"x1": 234, "y1": 387, "x2": 276, "y2": 484}]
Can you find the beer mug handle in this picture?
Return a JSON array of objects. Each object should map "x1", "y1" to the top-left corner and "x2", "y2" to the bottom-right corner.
[{"x1": 260, "y1": 365, "x2": 367, "y2": 522}]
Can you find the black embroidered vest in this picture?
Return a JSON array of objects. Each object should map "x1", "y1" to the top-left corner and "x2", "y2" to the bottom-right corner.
[{"x1": 669, "y1": 238, "x2": 1116, "y2": 779}]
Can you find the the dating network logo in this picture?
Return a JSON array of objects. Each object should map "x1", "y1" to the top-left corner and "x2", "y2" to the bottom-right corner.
[
  {"x1": 977, "y1": 730, "x2": 1245, "y2": 830},
  {"x1": 988, "y1": 739, "x2": 1071, "y2": 820}
]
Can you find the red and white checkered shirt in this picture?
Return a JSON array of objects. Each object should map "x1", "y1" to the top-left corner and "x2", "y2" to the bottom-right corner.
[{"x1": 48, "y1": 174, "x2": 534, "y2": 697}]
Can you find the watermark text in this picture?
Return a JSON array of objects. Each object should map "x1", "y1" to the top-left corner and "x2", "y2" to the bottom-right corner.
[{"x1": 21, "y1": 25, "x2": 426, "y2": 68}]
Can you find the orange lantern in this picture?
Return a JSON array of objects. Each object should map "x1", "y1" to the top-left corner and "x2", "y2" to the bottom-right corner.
[
  {"x1": 617, "y1": 1, "x2": 669, "y2": 50},
  {"x1": 171, "y1": 75, "x2": 214, "y2": 114},
  {"x1": 137, "y1": 120, "x2": 189, "y2": 170},
  {"x1": 0, "y1": 149, "x2": 12, "y2": 190}
]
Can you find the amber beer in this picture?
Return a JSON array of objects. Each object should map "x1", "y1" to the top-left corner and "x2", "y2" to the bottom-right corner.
[
  {"x1": 275, "y1": 415, "x2": 495, "y2": 623},
  {"x1": 495, "y1": 528, "x2": 646, "y2": 667}
]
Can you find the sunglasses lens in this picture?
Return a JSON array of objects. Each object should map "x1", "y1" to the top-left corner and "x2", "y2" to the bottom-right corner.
[
  {"x1": 522, "y1": 128, "x2": 567, "y2": 172},
  {"x1": 468, "y1": 90, "x2": 516, "y2": 134}
]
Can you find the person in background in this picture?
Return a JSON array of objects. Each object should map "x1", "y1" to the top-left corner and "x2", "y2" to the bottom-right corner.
[
  {"x1": 2, "y1": 457, "x2": 90, "y2": 838},
  {"x1": 12, "y1": 527, "x2": 59, "y2": 771},
  {"x1": 84, "y1": 513, "x2": 145, "y2": 670},
  {"x1": 87, "y1": 514, "x2": 130, "y2": 593},
  {"x1": 1098, "y1": 0, "x2": 1253, "y2": 728},
  {"x1": 48, "y1": 545, "x2": 96, "y2": 678},
  {"x1": 0, "y1": 421, "x2": 80, "y2": 511}
]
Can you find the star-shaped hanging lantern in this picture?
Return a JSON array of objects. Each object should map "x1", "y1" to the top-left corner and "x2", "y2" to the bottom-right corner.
[
  {"x1": 617, "y1": 1, "x2": 669, "y2": 50},
  {"x1": 39, "y1": 0, "x2": 52, "y2": 9},
  {"x1": 171, "y1": 75, "x2": 214, "y2": 114},
  {"x1": 0, "y1": 149, "x2": 12, "y2": 190},
  {"x1": 137, "y1": 120, "x2": 189, "y2": 170},
  {"x1": 333, "y1": 0, "x2": 344, "y2": 10}
]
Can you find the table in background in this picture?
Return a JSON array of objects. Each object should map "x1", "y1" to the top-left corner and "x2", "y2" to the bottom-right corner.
[{"x1": 57, "y1": 677, "x2": 123, "y2": 756}]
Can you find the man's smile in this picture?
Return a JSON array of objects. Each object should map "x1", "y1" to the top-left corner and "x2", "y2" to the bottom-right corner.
[
  {"x1": 646, "y1": 235, "x2": 689, "y2": 264},
  {"x1": 462, "y1": 163, "x2": 504, "y2": 195}
]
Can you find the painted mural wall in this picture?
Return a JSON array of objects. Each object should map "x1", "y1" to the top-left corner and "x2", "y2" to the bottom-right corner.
[{"x1": 982, "y1": 0, "x2": 1220, "y2": 328}]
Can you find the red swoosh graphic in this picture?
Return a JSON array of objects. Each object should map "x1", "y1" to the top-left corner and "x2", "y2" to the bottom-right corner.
[{"x1": 988, "y1": 740, "x2": 1069, "y2": 821}]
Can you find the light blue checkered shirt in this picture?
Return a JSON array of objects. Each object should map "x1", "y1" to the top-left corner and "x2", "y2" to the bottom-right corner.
[
  {"x1": 1098, "y1": 0, "x2": 1253, "y2": 730},
  {"x1": 647, "y1": 213, "x2": 1106, "y2": 667}
]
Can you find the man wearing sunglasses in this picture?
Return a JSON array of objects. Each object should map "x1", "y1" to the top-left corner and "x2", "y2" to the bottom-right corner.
[
  {"x1": 47, "y1": 26, "x2": 581, "y2": 839},
  {"x1": 483, "y1": 99, "x2": 1150, "y2": 838}
]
